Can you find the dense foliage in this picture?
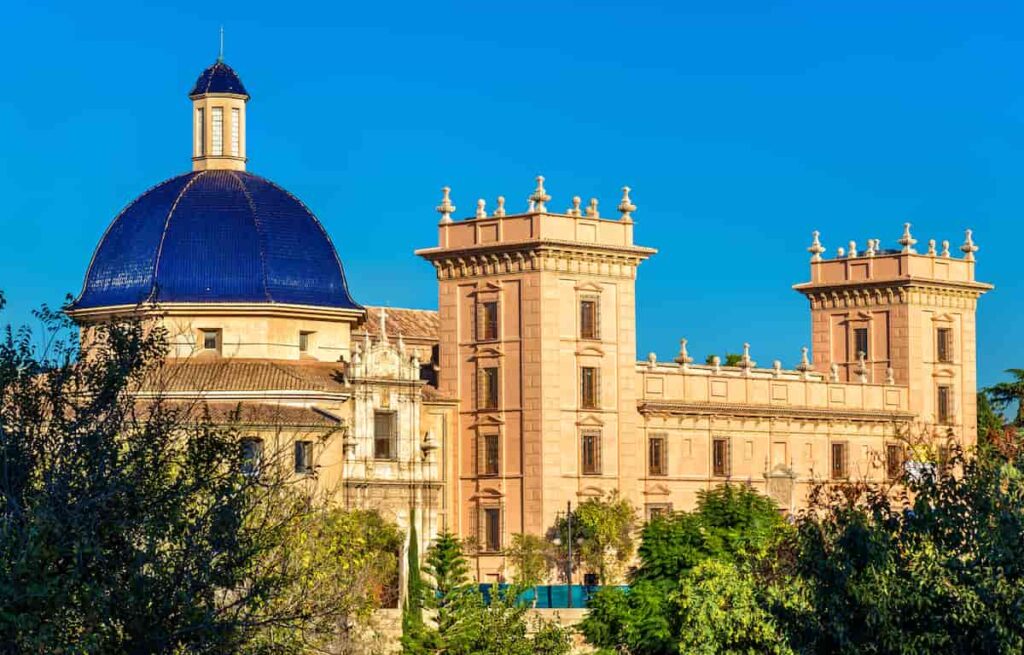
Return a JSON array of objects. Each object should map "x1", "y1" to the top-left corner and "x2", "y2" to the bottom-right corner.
[
  {"x1": 552, "y1": 491, "x2": 638, "y2": 584},
  {"x1": 0, "y1": 298, "x2": 401, "y2": 653},
  {"x1": 402, "y1": 531, "x2": 571, "y2": 655},
  {"x1": 580, "y1": 484, "x2": 789, "y2": 654},
  {"x1": 583, "y1": 431, "x2": 1024, "y2": 655}
]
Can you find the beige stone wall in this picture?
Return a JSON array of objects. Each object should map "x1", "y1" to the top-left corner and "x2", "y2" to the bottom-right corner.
[{"x1": 418, "y1": 196, "x2": 654, "y2": 582}]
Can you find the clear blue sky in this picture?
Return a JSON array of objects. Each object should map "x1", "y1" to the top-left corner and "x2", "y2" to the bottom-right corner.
[{"x1": 0, "y1": 0, "x2": 1021, "y2": 387}]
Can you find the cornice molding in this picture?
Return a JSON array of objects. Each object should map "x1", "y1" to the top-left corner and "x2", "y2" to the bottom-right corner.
[
  {"x1": 638, "y1": 400, "x2": 914, "y2": 423},
  {"x1": 69, "y1": 302, "x2": 365, "y2": 324}
]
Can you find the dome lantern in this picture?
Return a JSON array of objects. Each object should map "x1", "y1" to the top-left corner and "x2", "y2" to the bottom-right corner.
[{"x1": 190, "y1": 59, "x2": 249, "y2": 172}]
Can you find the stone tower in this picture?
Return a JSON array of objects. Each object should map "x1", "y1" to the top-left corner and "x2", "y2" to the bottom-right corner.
[
  {"x1": 793, "y1": 226, "x2": 992, "y2": 448},
  {"x1": 416, "y1": 179, "x2": 655, "y2": 581}
]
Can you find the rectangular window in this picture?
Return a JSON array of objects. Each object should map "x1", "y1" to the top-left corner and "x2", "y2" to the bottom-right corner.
[
  {"x1": 646, "y1": 503, "x2": 673, "y2": 521},
  {"x1": 581, "y1": 431, "x2": 602, "y2": 475},
  {"x1": 937, "y1": 327, "x2": 953, "y2": 363},
  {"x1": 299, "y1": 331, "x2": 313, "y2": 353},
  {"x1": 885, "y1": 444, "x2": 904, "y2": 480},
  {"x1": 294, "y1": 440, "x2": 313, "y2": 474},
  {"x1": 201, "y1": 329, "x2": 221, "y2": 352},
  {"x1": 648, "y1": 435, "x2": 667, "y2": 476},
  {"x1": 212, "y1": 107, "x2": 224, "y2": 156},
  {"x1": 479, "y1": 367, "x2": 499, "y2": 410},
  {"x1": 196, "y1": 107, "x2": 205, "y2": 156},
  {"x1": 712, "y1": 438, "x2": 729, "y2": 477},
  {"x1": 831, "y1": 442, "x2": 848, "y2": 479},
  {"x1": 374, "y1": 411, "x2": 397, "y2": 460},
  {"x1": 240, "y1": 437, "x2": 263, "y2": 476},
  {"x1": 581, "y1": 366, "x2": 600, "y2": 409},
  {"x1": 580, "y1": 297, "x2": 599, "y2": 340},
  {"x1": 479, "y1": 301, "x2": 499, "y2": 341},
  {"x1": 937, "y1": 385, "x2": 953, "y2": 424},
  {"x1": 854, "y1": 327, "x2": 869, "y2": 359},
  {"x1": 484, "y1": 507, "x2": 501, "y2": 552},
  {"x1": 230, "y1": 107, "x2": 240, "y2": 157},
  {"x1": 479, "y1": 433, "x2": 499, "y2": 477}
]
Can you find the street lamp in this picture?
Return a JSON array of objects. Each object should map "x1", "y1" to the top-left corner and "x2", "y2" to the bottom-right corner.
[{"x1": 552, "y1": 500, "x2": 578, "y2": 608}]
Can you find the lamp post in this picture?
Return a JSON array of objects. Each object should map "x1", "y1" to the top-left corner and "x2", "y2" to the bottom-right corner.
[{"x1": 553, "y1": 500, "x2": 575, "y2": 608}]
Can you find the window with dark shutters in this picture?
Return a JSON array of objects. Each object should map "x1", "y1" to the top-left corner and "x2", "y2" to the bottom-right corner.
[
  {"x1": 581, "y1": 367, "x2": 600, "y2": 409},
  {"x1": 580, "y1": 297, "x2": 600, "y2": 340},
  {"x1": 831, "y1": 442, "x2": 848, "y2": 479},
  {"x1": 374, "y1": 411, "x2": 397, "y2": 459},
  {"x1": 712, "y1": 438, "x2": 730, "y2": 477},
  {"x1": 649, "y1": 435, "x2": 667, "y2": 476},
  {"x1": 581, "y1": 431, "x2": 602, "y2": 475}
]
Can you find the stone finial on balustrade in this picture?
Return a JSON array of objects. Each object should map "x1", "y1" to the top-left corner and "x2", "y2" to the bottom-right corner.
[
  {"x1": 848, "y1": 241, "x2": 858, "y2": 258},
  {"x1": 567, "y1": 196, "x2": 583, "y2": 217},
  {"x1": 494, "y1": 196, "x2": 506, "y2": 217},
  {"x1": 711, "y1": 355, "x2": 721, "y2": 374},
  {"x1": 941, "y1": 240, "x2": 950, "y2": 257},
  {"x1": 865, "y1": 239, "x2": 876, "y2": 257},
  {"x1": 738, "y1": 343, "x2": 756, "y2": 376},
  {"x1": 476, "y1": 199, "x2": 487, "y2": 219},
  {"x1": 529, "y1": 175, "x2": 551, "y2": 212},
  {"x1": 829, "y1": 363, "x2": 840, "y2": 382},
  {"x1": 796, "y1": 346, "x2": 812, "y2": 380},
  {"x1": 675, "y1": 338, "x2": 694, "y2": 368},
  {"x1": 898, "y1": 222, "x2": 918, "y2": 254},
  {"x1": 586, "y1": 198, "x2": 599, "y2": 218},
  {"x1": 647, "y1": 352, "x2": 657, "y2": 368},
  {"x1": 885, "y1": 367, "x2": 895, "y2": 385},
  {"x1": 854, "y1": 351, "x2": 868, "y2": 384},
  {"x1": 837, "y1": 246, "x2": 846, "y2": 257},
  {"x1": 436, "y1": 186, "x2": 456, "y2": 223},
  {"x1": 960, "y1": 229, "x2": 978, "y2": 261},
  {"x1": 617, "y1": 186, "x2": 637, "y2": 222},
  {"x1": 808, "y1": 231, "x2": 826, "y2": 262},
  {"x1": 772, "y1": 360, "x2": 782, "y2": 378}
]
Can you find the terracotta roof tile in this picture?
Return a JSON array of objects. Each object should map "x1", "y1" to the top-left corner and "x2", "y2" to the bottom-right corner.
[
  {"x1": 359, "y1": 306, "x2": 439, "y2": 342},
  {"x1": 141, "y1": 399, "x2": 343, "y2": 428},
  {"x1": 144, "y1": 358, "x2": 347, "y2": 393}
]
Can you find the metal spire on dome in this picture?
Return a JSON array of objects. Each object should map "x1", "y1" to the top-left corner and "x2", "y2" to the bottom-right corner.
[{"x1": 218, "y1": 26, "x2": 224, "y2": 63}]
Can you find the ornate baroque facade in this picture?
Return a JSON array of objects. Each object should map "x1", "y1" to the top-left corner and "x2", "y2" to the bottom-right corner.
[{"x1": 69, "y1": 59, "x2": 992, "y2": 585}]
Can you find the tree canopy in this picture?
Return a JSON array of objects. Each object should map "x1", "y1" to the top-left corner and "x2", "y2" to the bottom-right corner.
[{"x1": 0, "y1": 302, "x2": 400, "y2": 653}]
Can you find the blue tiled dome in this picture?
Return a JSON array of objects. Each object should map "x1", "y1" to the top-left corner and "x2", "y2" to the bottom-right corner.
[
  {"x1": 73, "y1": 170, "x2": 360, "y2": 310},
  {"x1": 190, "y1": 61, "x2": 248, "y2": 96}
]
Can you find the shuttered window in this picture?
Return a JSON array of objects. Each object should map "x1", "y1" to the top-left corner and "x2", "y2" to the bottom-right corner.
[
  {"x1": 482, "y1": 507, "x2": 502, "y2": 552},
  {"x1": 831, "y1": 442, "x2": 848, "y2": 479},
  {"x1": 580, "y1": 297, "x2": 600, "y2": 340},
  {"x1": 712, "y1": 438, "x2": 730, "y2": 477},
  {"x1": 937, "y1": 328, "x2": 953, "y2": 363},
  {"x1": 581, "y1": 367, "x2": 600, "y2": 409},
  {"x1": 478, "y1": 367, "x2": 499, "y2": 410},
  {"x1": 478, "y1": 433, "x2": 499, "y2": 476},
  {"x1": 478, "y1": 301, "x2": 499, "y2": 341},
  {"x1": 885, "y1": 444, "x2": 904, "y2": 480},
  {"x1": 581, "y1": 431, "x2": 601, "y2": 475},
  {"x1": 937, "y1": 385, "x2": 953, "y2": 424},
  {"x1": 241, "y1": 437, "x2": 263, "y2": 476},
  {"x1": 649, "y1": 435, "x2": 667, "y2": 476}
]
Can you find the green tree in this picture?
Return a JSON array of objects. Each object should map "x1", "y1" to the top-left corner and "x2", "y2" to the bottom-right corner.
[
  {"x1": 986, "y1": 368, "x2": 1024, "y2": 427},
  {"x1": 404, "y1": 532, "x2": 570, "y2": 655},
  {"x1": 504, "y1": 533, "x2": 552, "y2": 596},
  {"x1": 581, "y1": 485, "x2": 787, "y2": 655},
  {"x1": 705, "y1": 353, "x2": 743, "y2": 366},
  {"x1": 0, "y1": 305, "x2": 398, "y2": 653},
  {"x1": 785, "y1": 438, "x2": 1024, "y2": 654},
  {"x1": 672, "y1": 560, "x2": 793, "y2": 655},
  {"x1": 554, "y1": 491, "x2": 637, "y2": 584},
  {"x1": 401, "y1": 508, "x2": 435, "y2": 655}
]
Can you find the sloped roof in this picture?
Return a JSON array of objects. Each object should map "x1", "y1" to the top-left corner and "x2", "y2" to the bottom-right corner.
[
  {"x1": 358, "y1": 306, "x2": 439, "y2": 342},
  {"x1": 143, "y1": 358, "x2": 347, "y2": 394}
]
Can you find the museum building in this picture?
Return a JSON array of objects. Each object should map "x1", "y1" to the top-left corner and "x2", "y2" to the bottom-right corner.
[{"x1": 68, "y1": 59, "x2": 992, "y2": 584}]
